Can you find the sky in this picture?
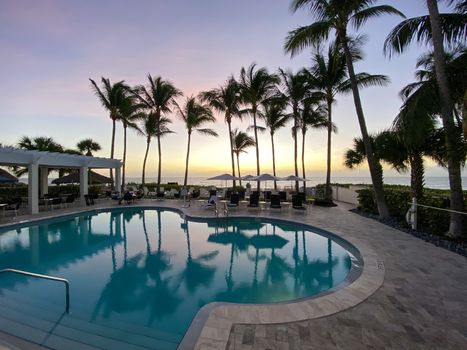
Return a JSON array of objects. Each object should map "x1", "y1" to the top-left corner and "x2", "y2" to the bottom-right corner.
[{"x1": 0, "y1": 0, "x2": 458, "y2": 180}]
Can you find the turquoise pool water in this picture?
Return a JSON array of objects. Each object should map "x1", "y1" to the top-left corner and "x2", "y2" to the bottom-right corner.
[{"x1": 0, "y1": 208, "x2": 352, "y2": 349}]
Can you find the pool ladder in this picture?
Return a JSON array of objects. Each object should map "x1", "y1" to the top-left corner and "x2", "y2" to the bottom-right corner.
[
  {"x1": 214, "y1": 203, "x2": 229, "y2": 218},
  {"x1": 0, "y1": 268, "x2": 70, "y2": 313}
]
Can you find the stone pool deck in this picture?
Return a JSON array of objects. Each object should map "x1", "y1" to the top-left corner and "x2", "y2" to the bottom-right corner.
[{"x1": 1, "y1": 199, "x2": 466, "y2": 350}]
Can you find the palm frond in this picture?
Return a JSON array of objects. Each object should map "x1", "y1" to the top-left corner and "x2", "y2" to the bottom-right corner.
[
  {"x1": 284, "y1": 21, "x2": 331, "y2": 57},
  {"x1": 351, "y1": 5, "x2": 405, "y2": 30}
]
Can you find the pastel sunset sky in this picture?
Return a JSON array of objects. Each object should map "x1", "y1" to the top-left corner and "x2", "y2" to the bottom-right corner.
[{"x1": 0, "y1": 0, "x2": 457, "y2": 179}]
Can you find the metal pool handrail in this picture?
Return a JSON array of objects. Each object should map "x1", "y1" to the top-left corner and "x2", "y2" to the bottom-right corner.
[{"x1": 0, "y1": 268, "x2": 70, "y2": 313}]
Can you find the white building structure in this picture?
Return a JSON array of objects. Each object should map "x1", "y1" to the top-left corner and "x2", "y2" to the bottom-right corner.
[{"x1": 0, "y1": 147, "x2": 122, "y2": 214}]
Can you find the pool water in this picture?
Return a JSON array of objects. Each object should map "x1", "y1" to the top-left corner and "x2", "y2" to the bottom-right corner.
[{"x1": 0, "y1": 208, "x2": 352, "y2": 348}]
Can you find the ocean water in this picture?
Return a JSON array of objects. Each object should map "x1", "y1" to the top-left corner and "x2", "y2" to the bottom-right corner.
[{"x1": 124, "y1": 176, "x2": 463, "y2": 190}]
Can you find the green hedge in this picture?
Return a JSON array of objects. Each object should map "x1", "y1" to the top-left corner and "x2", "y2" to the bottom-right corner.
[{"x1": 356, "y1": 186, "x2": 465, "y2": 236}]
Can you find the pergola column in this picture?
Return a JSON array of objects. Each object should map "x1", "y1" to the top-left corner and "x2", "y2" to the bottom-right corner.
[
  {"x1": 80, "y1": 166, "x2": 88, "y2": 206},
  {"x1": 115, "y1": 167, "x2": 122, "y2": 194},
  {"x1": 40, "y1": 166, "x2": 48, "y2": 196},
  {"x1": 28, "y1": 162, "x2": 39, "y2": 214}
]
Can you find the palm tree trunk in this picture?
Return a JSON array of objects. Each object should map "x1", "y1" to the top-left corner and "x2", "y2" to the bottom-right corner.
[
  {"x1": 236, "y1": 153, "x2": 242, "y2": 186},
  {"x1": 110, "y1": 117, "x2": 116, "y2": 188},
  {"x1": 301, "y1": 129, "x2": 306, "y2": 193},
  {"x1": 340, "y1": 33, "x2": 390, "y2": 219},
  {"x1": 427, "y1": 0, "x2": 464, "y2": 237},
  {"x1": 142, "y1": 137, "x2": 150, "y2": 186},
  {"x1": 157, "y1": 134, "x2": 162, "y2": 193},
  {"x1": 122, "y1": 125, "x2": 127, "y2": 191},
  {"x1": 252, "y1": 109, "x2": 260, "y2": 191},
  {"x1": 462, "y1": 90, "x2": 467, "y2": 140},
  {"x1": 410, "y1": 152, "x2": 425, "y2": 201},
  {"x1": 271, "y1": 132, "x2": 277, "y2": 190},
  {"x1": 227, "y1": 119, "x2": 237, "y2": 189},
  {"x1": 325, "y1": 98, "x2": 333, "y2": 202},
  {"x1": 184, "y1": 132, "x2": 192, "y2": 187},
  {"x1": 293, "y1": 107, "x2": 299, "y2": 192}
]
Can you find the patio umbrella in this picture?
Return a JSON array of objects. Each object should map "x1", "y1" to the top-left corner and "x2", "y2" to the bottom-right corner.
[
  {"x1": 0, "y1": 168, "x2": 18, "y2": 184},
  {"x1": 206, "y1": 173, "x2": 239, "y2": 188},
  {"x1": 52, "y1": 170, "x2": 111, "y2": 185},
  {"x1": 281, "y1": 175, "x2": 308, "y2": 189},
  {"x1": 251, "y1": 173, "x2": 281, "y2": 191},
  {"x1": 241, "y1": 175, "x2": 256, "y2": 181}
]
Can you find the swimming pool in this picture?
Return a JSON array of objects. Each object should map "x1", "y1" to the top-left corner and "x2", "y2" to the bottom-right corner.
[{"x1": 0, "y1": 208, "x2": 359, "y2": 349}]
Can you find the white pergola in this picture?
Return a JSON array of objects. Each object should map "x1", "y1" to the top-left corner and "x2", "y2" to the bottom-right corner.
[{"x1": 0, "y1": 147, "x2": 122, "y2": 214}]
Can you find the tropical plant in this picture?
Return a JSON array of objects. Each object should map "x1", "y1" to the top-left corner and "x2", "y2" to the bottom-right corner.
[
  {"x1": 175, "y1": 97, "x2": 218, "y2": 187},
  {"x1": 231, "y1": 129, "x2": 256, "y2": 186},
  {"x1": 277, "y1": 68, "x2": 311, "y2": 191},
  {"x1": 239, "y1": 64, "x2": 279, "y2": 190},
  {"x1": 89, "y1": 77, "x2": 128, "y2": 187},
  {"x1": 133, "y1": 75, "x2": 181, "y2": 192},
  {"x1": 285, "y1": 0, "x2": 404, "y2": 219},
  {"x1": 76, "y1": 138, "x2": 102, "y2": 156},
  {"x1": 305, "y1": 39, "x2": 389, "y2": 201},
  {"x1": 260, "y1": 97, "x2": 291, "y2": 189},
  {"x1": 200, "y1": 77, "x2": 242, "y2": 189},
  {"x1": 118, "y1": 95, "x2": 144, "y2": 190},
  {"x1": 384, "y1": 1, "x2": 466, "y2": 236}
]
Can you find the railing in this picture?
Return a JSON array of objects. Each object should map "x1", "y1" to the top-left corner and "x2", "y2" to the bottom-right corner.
[
  {"x1": 0, "y1": 268, "x2": 70, "y2": 313},
  {"x1": 406, "y1": 197, "x2": 467, "y2": 230}
]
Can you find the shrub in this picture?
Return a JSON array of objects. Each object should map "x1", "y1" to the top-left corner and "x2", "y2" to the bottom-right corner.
[{"x1": 356, "y1": 186, "x2": 466, "y2": 236}]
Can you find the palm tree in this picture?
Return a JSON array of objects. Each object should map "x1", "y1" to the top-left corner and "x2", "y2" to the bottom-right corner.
[
  {"x1": 384, "y1": 2, "x2": 466, "y2": 235},
  {"x1": 277, "y1": 68, "x2": 311, "y2": 192},
  {"x1": 285, "y1": 0, "x2": 404, "y2": 219},
  {"x1": 175, "y1": 97, "x2": 218, "y2": 187},
  {"x1": 200, "y1": 77, "x2": 242, "y2": 189},
  {"x1": 89, "y1": 77, "x2": 127, "y2": 187},
  {"x1": 393, "y1": 48, "x2": 467, "y2": 201},
  {"x1": 118, "y1": 95, "x2": 144, "y2": 190},
  {"x1": 231, "y1": 129, "x2": 256, "y2": 186},
  {"x1": 76, "y1": 138, "x2": 101, "y2": 156},
  {"x1": 239, "y1": 64, "x2": 279, "y2": 190},
  {"x1": 260, "y1": 98, "x2": 291, "y2": 189},
  {"x1": 133, "y1": 75, "x2": 181, "y2": 193},
  {"x1": 15, "y1": 136, "x2": 64, "y2": 177},
  {"x1": 344, "y1": 130, "x2": 407, "y2": 189},
  {"x1": 300, "y1": 99, "x2": 330, "y2": 192},
  {"x1": 306, "y1": 39, "x2": 390, "y2": 201}
]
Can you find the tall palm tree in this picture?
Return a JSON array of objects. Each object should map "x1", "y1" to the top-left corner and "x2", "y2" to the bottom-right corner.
[
  {"x1": 200, "y1": 77, "x2": 242, "y2": 189},
  {"x1": 239, "y1": 64, "x2": 279, "y2": 190},
  {"x1": 306, "y1": 39, "x2": 389, "y2": 201},
  {"x1": 133, "y1": 75, "x2": 181, "y2": 192},
  {"x1": 89, "y1": 77, "x2": 127, "y2": 187},
  {"x1": 278, "y1": 68, "x2": 311, "y2": 192},
  {"x1": 260, "y1": 98, "x2": 291, "y2": 189},
  {"x1": 231, "y1": 129, "x2": 256, "y2": 186},
  {"x1": 300, "y1": 99, "x2": 330, "y2": 192},
  {"x1": 285, "y1": 0, "x2": 404, "y2": 219},
  {"x1": 384, "y1": 1, "x2": 466, "y2": 236},
  {"x1": 175, "y1": 97, "x2": 218, "y2": 187},
  {"x1": 76, "y1": 138, "x2": 101, "y2": 156},
  {"x1": 118, "y1": 95, "x2": 144, "y2": 190},
  {"x1": 15, "y1": 136, "x2": 64, "y2": 177}
]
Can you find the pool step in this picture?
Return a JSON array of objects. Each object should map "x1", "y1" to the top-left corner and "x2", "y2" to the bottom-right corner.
[{"x1": 0, "y1": 292, "x2": 180, "y2": 350}]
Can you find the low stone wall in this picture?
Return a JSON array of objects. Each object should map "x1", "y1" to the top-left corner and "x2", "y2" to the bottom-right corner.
[{"x1": 331, "y1": 185, "x2": 368, "y2": 205}]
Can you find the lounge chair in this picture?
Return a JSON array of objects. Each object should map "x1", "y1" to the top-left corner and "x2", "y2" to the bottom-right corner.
[
  {"x1": 227, "y1": 193, "x2": 239, "y2": 208},
  {"x1": 202, "y1": 194, "x2": 217, "y2": 209},
  {"x1": 292, "y1": 194, "x2": 306, "y2": 211},
  {"x1": 247, "y1": 193, "x2": 259, "y2": 208},
  {"x1": 270, "y1": 194, "x2": 281, "y2": 209}
]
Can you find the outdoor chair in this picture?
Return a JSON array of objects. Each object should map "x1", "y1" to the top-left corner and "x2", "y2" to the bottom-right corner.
[
  {"x1": 279, "y1": 191, "x2": 287, "y2": 202},
  {"x1": 292, "y1": 194, "x2": 306, "y2": 211},
  {"x1": 84, "y1": 194, "x2": 95, "y2": 206},
  {"x1": 202, "y1": 194, "x2": 217, "y2": 209},
  {"x1": 270, "y1": 194, "x2": 281, "y2": 209},
  {"x1": 247, "y1": 193, "x2": 259, "y2": 208},
  {"x1": 264, "y1": 191, "x2": 272, "y2": 202},
  {"x1": 227, "y1": 193, "x2": 239, "y2": 208},
  {"x1": 5, "y1": 198, "x2": 21, "y2": 216},
  {"x1": 191, "y1": 189, "x2": 200, "y2": 199},
  {"x1": 122, "y1": 191, "x2": 134, "y2": 204},
  {"x1": 64, "y1": 194, "x2": 75, "y2": 207},
  {"x1": 51, "y1": 197, "x2": 62, "y2": 209},
  {"x1": 238, "y1": 190, "x2": 245, "y2": 200}
]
